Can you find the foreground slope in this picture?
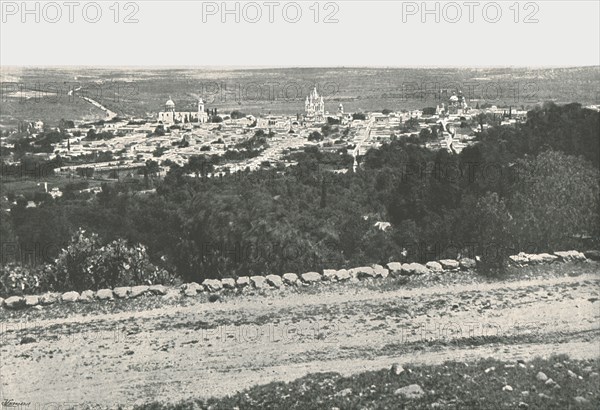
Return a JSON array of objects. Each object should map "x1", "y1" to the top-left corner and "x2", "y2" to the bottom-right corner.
[{"x1": 1, "y1": 263, "x2": 599, "y2": 408}]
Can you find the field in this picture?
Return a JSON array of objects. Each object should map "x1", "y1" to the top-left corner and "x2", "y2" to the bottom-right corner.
[
  {"x1": 2, "y1": 66, "x2": 599, "y2": 127},
  {"x1": 1, "y1": 262, "x2": 598, "y2": 409}
]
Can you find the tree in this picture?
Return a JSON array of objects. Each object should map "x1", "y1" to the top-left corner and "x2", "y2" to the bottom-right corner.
[
  {"x1": 321, "y1": 124, "x2": 334, "y2": 137},
  {"x1": 470, "y1": 192, "x2": 512, "y2": 275},
  {"x1": 187, "y1": 155, "x2": 213, "y2": 177},
  {"x1": 509, "y1": 150, "x2": 600, "y2": 250},
  {"x1": 308, "y1": 131, "x2": 323, "y2": 142},
  {"x1": 230, "y1": 110, "x2": 246, "y2": 119},
  {"x1": 418, "y1": 128, "x2": 434, "y2": 141},
  {"x1": 422, "y1": 107, "x2": 436, "y2": 116},
  {"x1": 145, "y1": 160, "x2": 160, "y2": 178},
  {"x1": 77, "y1": 167, "x2": 94, "y2": 178},
  {"x1": 402, "y1": 117, "x2": 420, "y2": 132}
]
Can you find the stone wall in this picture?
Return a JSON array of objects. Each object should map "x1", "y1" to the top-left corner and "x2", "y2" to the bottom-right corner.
[{"x1": 1, "y1": 250, "x2": 596, "y2": 310}]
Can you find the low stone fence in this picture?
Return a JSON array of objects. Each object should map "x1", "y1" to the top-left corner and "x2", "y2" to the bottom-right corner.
[{"x1": 1, "y1": 250, "x2": 596, "y2": 310}]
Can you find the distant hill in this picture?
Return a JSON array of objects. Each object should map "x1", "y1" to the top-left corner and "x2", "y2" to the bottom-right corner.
[{"x1": 1, "y1": 66, "x2": 598, "y2": 126}]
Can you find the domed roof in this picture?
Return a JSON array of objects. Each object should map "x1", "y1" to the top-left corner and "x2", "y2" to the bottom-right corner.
[{"x1": 165, "y1": 97, "x2": 175, "y2": 107}]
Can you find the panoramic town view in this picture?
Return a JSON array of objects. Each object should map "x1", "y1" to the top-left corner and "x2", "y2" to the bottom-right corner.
[
  {"x1": 1, "y1": 1, "x2": 599, "y2": 410},
  {"x1": 1, "y1": 64, "x2": 599, "y2": 410}
]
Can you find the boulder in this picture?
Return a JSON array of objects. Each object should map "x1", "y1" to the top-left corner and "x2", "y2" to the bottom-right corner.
[
  {"x1": 401, "y1": 263, "x2": 430, "y2": 276},
  {"x1": 553, "y1": 250, "x2": 586, "y2": 262},
  {"x1": 301, "y1": 272, "x2": 322, "y2": 283},
  {"x1": 79, "y1": 290, "x2": 95, "y2": 302},
  {"x1": 39, "y1": 293, "x2": 60, "y2": 305},
  {"x1": 335, "y1": 388, "x2": 353, "y2": 397},
  {"x1": 113, "y1": 287, "x2": 131, "y2": 299},
  {"x1": 24, "y1": 295, "x2": 39, "y2": 307},
  {"x1": 372, "y1": 264, "x2": 389, "y2": 278},
  {"x1": 536, "y1": 372, "x2": 548, "y2": 381},
  {"x1": 584, "y1": 250, "x2": 600, "y2": 261},
  {"x1": 96, "y1": 289, "x2": 114, "y2": 300},
  {"x1": 394, "y1": 384, "x2": 425, "y2": 399},
  {"x1": 250, "y1": 275, "x2": 269, "y2": 289},
  {"x1": 182, "y1": 282, "x2": 202, "y2": 296},
  {"x1": 4, "y1": 296, "x2": 25, "y2": 309},
  {"x1": 509, "y1": 253, "x2": 530, "y2": 266},
  {"x1": 202, "y1": 279, "x2": 223, "y2": 292},
  {"x1": 221, "y1": 278, "x2": 236, "y2": 289},
  {"x1": 163, "y1": 288, "x2": 181, "y2": 300},
  {"x1": 425, "y1": 261, "x2": 443, "y2": 272},
  {"x1": 349, "y1": 266, "x2": 376, "y2": 279},
  {"x1": 438, "y1": 259, "x2": 460, "y2": 270},
  {"x1": 148, "y1": 285, "x2": 168, "y2": 295},
  {"x1": 236, "y1": 276, "x2": 250, "y2": 287},
  {"x1": 334, "y1": 269, "x2": 351, "y2": 281},
  {"x1": 529, "y1": 253, "x2": 558, "y2": 264},
  {"x1": 459, "y1": 258, "x2": 477, "y2": 270},
  {"x1": 61, "y1": 291, "x2": 80, "y2": 303},
  {"x1": 322, "y1": 269, "x2": 338, "y2": 281},
  {"x1": 386, "y1": 262, "x2": 403, "y2": 275},
  {"x1": 265, "y1": 275, "x2": 284, "y2": 288},
  {"x1": 282, "y1": 273, "x2": 299, "y2": 285},
  {"x1": 130, "y1": 285, "x2": 150, "y2": 298}
]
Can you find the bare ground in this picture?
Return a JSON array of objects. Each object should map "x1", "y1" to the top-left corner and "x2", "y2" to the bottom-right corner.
[{"x1": 1, "y1": 267, "x2": 599, "y2": 408}]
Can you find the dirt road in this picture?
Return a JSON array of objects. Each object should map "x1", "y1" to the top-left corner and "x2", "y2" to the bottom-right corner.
[{"x1": 1, "y1": 270, "x2": 599, "y2": 408}]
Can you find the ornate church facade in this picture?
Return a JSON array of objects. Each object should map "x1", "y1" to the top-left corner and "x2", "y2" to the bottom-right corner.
[{"x1": 305, "y1": 87, "x2": 325, "y2": 122}]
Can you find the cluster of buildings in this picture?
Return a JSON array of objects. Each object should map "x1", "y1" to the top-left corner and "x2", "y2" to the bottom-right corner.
[
  {"x1": 2, "y1": 85, "x2": 532, "y2": 186},
  {"x1": 436, "y1": 92, "x2": 469, "y2": 116}
]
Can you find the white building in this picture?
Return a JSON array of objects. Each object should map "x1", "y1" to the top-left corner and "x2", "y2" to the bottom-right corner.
[
  {"x1": 305, "y1": 87, "x2": 325, "y2": 122},
  {"x1": 158, "y1": 97, "x2": 209, "y2": 125}
]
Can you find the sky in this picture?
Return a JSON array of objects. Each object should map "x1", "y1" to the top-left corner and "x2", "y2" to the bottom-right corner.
[{"x1": 1, "y1": 1, "x2": 599, "y2": 67}]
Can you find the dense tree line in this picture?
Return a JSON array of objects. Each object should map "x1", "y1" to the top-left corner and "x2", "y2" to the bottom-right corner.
[{"x1": 1, "y1": 103, "x2": 598, "y2": 293}]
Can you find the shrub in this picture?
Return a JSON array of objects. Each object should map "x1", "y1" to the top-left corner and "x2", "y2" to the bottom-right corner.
[
  {"x1": 0, "y1": 263, "x2": 43, "y2": 297},
  {"x1": 52, "y1": 229, "x2": 173, "y2": 292}
]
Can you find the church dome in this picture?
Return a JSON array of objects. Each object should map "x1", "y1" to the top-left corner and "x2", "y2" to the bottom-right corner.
[{"x1": 165, "y1": 97, "x2": 175, "y2": 108}]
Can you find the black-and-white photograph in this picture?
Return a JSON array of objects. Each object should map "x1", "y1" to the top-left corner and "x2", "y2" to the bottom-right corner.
[{"x1": 0, "y1": 1, "x2": 599, "y2": 409}]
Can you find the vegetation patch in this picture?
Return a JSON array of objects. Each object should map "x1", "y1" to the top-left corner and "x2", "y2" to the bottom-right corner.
[{"x1": 135, "y1": 355, "x2": 600, "y2": 409}]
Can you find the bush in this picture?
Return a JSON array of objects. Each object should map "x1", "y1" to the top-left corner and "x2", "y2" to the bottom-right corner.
[
  {"x1": 0, "y1": 263, "x2": 44, "y2": 297},
  {"x1": 52, "y1": 229, "x2": 173, "y2": 292}
]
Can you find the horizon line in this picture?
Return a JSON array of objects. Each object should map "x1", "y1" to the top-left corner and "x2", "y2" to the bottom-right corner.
[{"x1": 2, "y1": 64, "x2": 599, "y2": 70}]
